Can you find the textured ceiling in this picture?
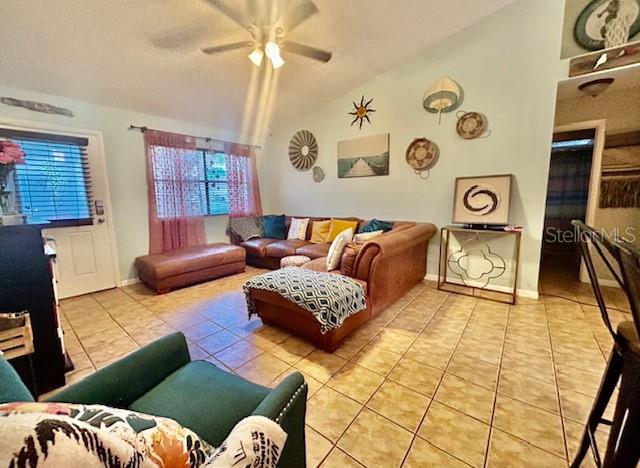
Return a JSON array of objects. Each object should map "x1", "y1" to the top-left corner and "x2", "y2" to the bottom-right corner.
[{"x1": 0, "y1": 0, "x2": 513, "y2": 134}]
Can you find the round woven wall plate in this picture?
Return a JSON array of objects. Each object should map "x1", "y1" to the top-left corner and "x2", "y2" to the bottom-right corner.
[
  {"x1": 289, "y1": 130, "x2": 318, "y2": 171},
  {"x1": 406, "y1": 138, "x2": 439, "y2": 171},
  {"x1": 312, "y1": 166, "x2": 325, "y2": 182},
  {"x1": 456, "y1": 111, "x2": 489, "y2": 139}
]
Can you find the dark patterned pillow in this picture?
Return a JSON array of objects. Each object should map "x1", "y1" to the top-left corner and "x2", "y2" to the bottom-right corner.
[
  {"x1": 228, "y1": 216, "x2": 263, "y2": 241},
  {"x1": 358, "y1": 219, "x2": 393, "y2": 233}
]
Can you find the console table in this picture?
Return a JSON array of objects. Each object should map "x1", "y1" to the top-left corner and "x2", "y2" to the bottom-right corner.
[{"x1": 437, "y1": 225, "x2": 522, "y2": 305}]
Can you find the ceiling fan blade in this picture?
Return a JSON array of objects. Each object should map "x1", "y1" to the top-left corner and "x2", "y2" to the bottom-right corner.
[
  {"x1": 283, "y1": 0, "x2": 318, "y2": 32},
  {"x1": 201, "y1": 41, "x2": 254, "y2": 54},
  {"x1": 204, "y1": 0, "x2": 252, "y2": 29},
  {"x1": 151, "y1": 24, "x2": 209, "y2": 50},
  {"x1": 283, "y1": 41, "x2": 332, "y2": 62}
]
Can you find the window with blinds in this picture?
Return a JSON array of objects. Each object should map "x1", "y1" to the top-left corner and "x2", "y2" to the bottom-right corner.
[
  {"x1": 0, "y1": 129, "x2": 93, "y2": 226},
  {"x1": 204, "y1": 151, "x2": 229, "y2": 216},
  {"x1": 151, "y1": 148, "x2": 229, "y2": 218}
]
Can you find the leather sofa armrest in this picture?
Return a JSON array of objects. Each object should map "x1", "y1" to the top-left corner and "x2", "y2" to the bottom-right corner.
[
  {"x1": 370, "y1": 223, "x2": 436, "y2": 256},
  {"x1": 353, "y1": 224, "x2": 437, "y2": 280},
  {"x1": 46, "y1": 333, "x2": 191, "y2": 407}
]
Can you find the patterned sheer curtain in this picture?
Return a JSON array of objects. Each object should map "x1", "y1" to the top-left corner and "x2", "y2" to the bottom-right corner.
[
  {"x1": 224, "y1": 142, "x2": 262, "y2": 218},
  {"x1": 144, "y1": 130, "x2": 206, "y2": 254}
]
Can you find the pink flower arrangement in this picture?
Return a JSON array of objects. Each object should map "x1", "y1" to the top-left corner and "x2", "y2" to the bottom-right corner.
[{"x1": 0, "y1": 140, "x2": 26, "y2": 165}]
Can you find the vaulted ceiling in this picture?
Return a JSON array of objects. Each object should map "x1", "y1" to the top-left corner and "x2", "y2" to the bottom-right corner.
[{"x1": 0, "y1": 0, "x2": 513, "y2": 133}]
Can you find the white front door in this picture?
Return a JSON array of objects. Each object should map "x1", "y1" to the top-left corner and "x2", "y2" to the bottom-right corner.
[
  {"x1": 45, "y1": 220, "x2": 118, "y2": 298},
  {"x1": 1, "y1": 121, "x2": 119, "y2": 299},
  {"x1": 44, "y1": 133, "x2": 118, "y2": 298}
]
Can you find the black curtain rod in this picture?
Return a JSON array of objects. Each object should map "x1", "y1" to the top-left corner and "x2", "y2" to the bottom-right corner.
[{"x1": 127, "y1": 125, "x2": 261, "y2": 149}]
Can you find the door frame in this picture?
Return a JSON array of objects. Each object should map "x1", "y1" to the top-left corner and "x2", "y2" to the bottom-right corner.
[
  {"x1": 552, "y1": 119, "x2": 605, "y2": 283},
  {"x1": 0, "y1": 116, "x2": 121, "y2": 288}
]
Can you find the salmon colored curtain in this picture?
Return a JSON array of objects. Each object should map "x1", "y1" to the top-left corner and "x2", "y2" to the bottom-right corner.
[
  {"x1": 144, "y1": 130, "x2": 206, "y2": 254},
  {"x1": 224, "y1": 142, "x2": 262, "y2": 218}
]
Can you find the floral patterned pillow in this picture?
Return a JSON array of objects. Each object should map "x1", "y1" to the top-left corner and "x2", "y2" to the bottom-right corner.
[
  {"x1": 287, "y1": 217, "x2": 310, "y2": 240},
  {"x1": 0, "y1": 403, "x2": 287, "y2": 468},
  {"x1": 0, "y1": 402, "x2": 211, "y2": 467}
]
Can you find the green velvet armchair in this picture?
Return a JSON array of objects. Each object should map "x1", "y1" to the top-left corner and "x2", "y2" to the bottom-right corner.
[{"x1": 0, "y1": 332, "x2": 307, "y2": 468}]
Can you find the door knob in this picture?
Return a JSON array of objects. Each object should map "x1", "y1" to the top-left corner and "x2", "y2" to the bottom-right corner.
[{"x1": 96, "y1": 217, "x2": 105, "y2": 224}]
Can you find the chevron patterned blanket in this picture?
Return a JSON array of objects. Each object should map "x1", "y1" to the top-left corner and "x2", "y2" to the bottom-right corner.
[{"x1": 243, "y1": 267, "x2": 367, "y2": 334}]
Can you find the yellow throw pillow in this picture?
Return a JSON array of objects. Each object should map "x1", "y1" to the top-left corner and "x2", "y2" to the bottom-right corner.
[
  {"x1": 310, "y1": 220, "x2": 331, "y2": 243},
  {"x1": 327, "y1": 219, "x2": 359, "y2": 242}
]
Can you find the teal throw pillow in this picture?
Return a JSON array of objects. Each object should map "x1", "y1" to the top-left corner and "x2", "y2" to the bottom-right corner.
[
  {"x1": 263, "y1": 215, "x2": 286, "y2": 239},
  {"x1": 359, "y1": 219, "x2": 394, "y2": 233}
]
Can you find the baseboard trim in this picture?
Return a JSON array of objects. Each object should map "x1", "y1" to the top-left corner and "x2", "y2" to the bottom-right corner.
[
  {"x1": 424, "y1": 274, "x2": 539, "y2": 300},
  {"x1": 120, "y1": 277, "x2": 141, "y2": 287}
]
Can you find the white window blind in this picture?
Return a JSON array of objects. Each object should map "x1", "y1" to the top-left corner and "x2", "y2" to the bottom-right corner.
[
  {"x1": 204, "y1": 151, "x2": 229, "y2": 216},
  {"x1": 0, "y1": 129, "x2": 93, "y2": 226},
  {"x1": 151, "y1": 147, "x2": 229, "y2": 218}
]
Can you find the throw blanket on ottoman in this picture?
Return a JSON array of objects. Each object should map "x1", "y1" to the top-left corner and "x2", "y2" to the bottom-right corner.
[{"x1": 243, "y1": 267, "x2": 367, "y2": 334}]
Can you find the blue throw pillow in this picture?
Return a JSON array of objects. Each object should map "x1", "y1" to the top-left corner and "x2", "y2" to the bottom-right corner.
[
  {"x1": 263, "y1": 215, "x2": 286, "y2": 239},
  {"x1": 359, "y1": 219, "x2": 394, "y2": 233}
]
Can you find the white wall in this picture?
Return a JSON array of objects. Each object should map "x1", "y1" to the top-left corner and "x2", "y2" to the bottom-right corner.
[
  {"x1": 0, "y1": 85, "x2": 245, "y2": 282},
  {"x1": 260, "y1": 0, "x2": 565, "y2": 296}
]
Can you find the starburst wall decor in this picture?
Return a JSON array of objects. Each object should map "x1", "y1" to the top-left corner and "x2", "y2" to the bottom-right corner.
[{"x1": 348, "y1": 95, "x2": 376, "y2": 129}]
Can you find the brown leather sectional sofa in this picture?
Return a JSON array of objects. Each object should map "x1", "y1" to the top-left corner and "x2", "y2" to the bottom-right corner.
[{"x1": 235, "y1": 216, "x2": 437, "y2": 350}]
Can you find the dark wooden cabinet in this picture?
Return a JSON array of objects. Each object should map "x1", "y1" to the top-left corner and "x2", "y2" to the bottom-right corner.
[{"x1": 0, "y1": 223, "x2": 65, "y2": 395}]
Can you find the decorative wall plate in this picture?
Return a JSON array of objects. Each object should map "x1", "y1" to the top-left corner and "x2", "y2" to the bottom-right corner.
[
  {"x1": 423, "y1": 78, "x2": 463, "y2": 114},
  {"x1": 574, "y1": 0, "x2": 640, "y2": 51},
  {"x1": 312, "y1": 166, "x2": 325, "y2": 182},
  {"x1": 456, "y1": 111, "x2": 490, "y2": 139},
  {"x1": 289, "y1": 130, "x2": 318, "y2": 171},
  {"x1": 406, "y1": 138, "x2": 439, "y2": 172}
]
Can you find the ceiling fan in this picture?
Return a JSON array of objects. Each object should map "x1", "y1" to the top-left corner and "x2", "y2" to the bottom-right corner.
[{"x1": 201, "y1": 0, "x2": 332, "y2": 69}]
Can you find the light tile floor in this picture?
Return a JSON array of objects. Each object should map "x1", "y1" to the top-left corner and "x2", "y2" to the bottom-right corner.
[{"x1": 51, "y1": 266, "x2": 631, "y2": 467}]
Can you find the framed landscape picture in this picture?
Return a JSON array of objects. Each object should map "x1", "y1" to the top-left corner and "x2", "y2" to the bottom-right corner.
[
  {"x1": 453, "y1": 174, "x2": 513, "y2": 226},
  {"x1": 337, "y1": 133, "x2": 389, "y2": 178}
]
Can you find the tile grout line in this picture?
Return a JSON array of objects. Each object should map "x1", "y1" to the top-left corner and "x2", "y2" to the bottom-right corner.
[
  {"x1": 311, "y1": 284, "x2": 442, "y2": 467},
  {"x1": 398, "y1": 295, "x2": 480, "y2": 467},
  {"x1": 545, "y1": 298, "x2": 573, "y2": 465},
  {"x1": 483, "y1": 303, "x2": 574, "y2": 464},
  {"x1": 482, "y1": 301, "x2": 511, "y2": 468}
]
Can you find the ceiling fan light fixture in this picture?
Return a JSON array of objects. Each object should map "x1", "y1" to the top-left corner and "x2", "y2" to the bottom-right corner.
[
  {"x1": 264, "y1": 41, "x2": 284, "y2": 68},
  {"x1": 265, "y1": 41, "x2": 280, "y2": 60},
  {"x1": 248, "y1": 48, "x2": 264, "y2": 66},
  {"x1": 270, "y1": 54, "x2": 285, "y2": 69}
]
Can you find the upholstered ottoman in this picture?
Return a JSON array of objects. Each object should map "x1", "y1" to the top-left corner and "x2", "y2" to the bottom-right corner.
[
  {"x1": 135, "y1": 243, "x2": 245, "y2": 293},
  {"x1": 280, "y1": 255, "x2": 311, "y2": 268},
  {"x1": 244, "y1": 268, "x2": 370, "y2": 352}
]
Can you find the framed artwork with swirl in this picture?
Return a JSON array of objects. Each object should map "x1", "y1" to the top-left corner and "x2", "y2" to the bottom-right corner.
[{"x1": 452, "y1": 174, "x2": 513, "y2": 226}]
